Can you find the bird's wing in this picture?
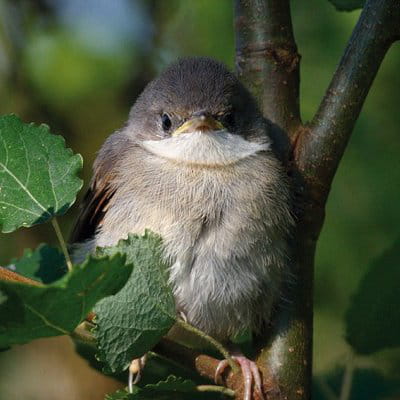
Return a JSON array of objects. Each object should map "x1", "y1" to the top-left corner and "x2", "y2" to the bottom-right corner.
[
  {"x1": 69, "y1": 172, "x2": 115, "y2": 244},
  {"x1": 69, "y1": 132, "x2": 127, "y2": 244}
]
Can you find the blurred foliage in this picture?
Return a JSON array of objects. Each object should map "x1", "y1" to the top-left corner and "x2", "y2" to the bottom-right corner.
[
  {"x1": 328, "y1": 0, "x2": 366, "y2": 11},
  {"x1": 314, "y1": 367, "x2": 400, "y2": 400},
  {"x1": 346, "y1": 237, "x2": 400, "y2": 355},
  {"x1": 23, "y1": 29, "x2": 135, "y2": 109},
  {"x1": 0, "y1": 0, "x2": 399, "y2": 399}
]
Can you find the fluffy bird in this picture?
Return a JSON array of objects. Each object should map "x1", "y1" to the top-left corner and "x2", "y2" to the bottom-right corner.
[{"x1": 71, "y1": 57, "x2": 293, "y2": 399}]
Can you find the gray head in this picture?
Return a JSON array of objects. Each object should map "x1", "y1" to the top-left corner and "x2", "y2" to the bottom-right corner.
[{"x1": 126, "y1": 57, "x2": 267, "y2": 144}]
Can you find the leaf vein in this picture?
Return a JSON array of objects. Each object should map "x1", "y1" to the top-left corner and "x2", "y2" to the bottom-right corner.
[
  {"x1": 0, "y1": 162, "x2": 50, "y2": 217},
  {"x1": 0, "y1": 200, "x2": 42, "y2": 217},
  {"x1": 0, "y1": 134, "x2": 9, "y2": 167},
  {"x1": 38, "y1": 134, "x2": 59, "y2": 211},
  {"x1": 24, "y1": 303, "x2": 69, "y2": 335},
  {"x1": 19, "y1": 129, "x2": 31, "y2": 188}
]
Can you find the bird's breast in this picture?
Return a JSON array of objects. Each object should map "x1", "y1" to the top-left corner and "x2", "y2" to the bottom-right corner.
[{"x1": 94, "y1": 150, "x2": 290, "y2": 338}]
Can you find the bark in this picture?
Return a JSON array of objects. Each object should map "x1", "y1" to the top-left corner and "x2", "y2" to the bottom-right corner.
[
  {"x1": 297, "y1": 0, "x2": 400, "y2": 201},
  {"x1": 235, "y1": 0, "x2": 301, "y2": 161},
  {"x1": 155, "y1": 2, "x2": 399, "y2": 398},
  {"x1": 235, "y1": 0, "x2": 400, "y2": 399},
  {"x1": 0, "y1": 267, "x2": 41, "y2": 286}
]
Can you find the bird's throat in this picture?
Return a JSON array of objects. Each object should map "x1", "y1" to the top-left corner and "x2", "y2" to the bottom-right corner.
[{"x1": 141, "y1": 131, "x2": 269, "y2": 167}]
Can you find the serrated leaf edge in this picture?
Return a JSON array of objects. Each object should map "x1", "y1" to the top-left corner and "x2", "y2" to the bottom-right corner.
[
  {"x1": 0, "y1": 114, "x2": 83, "y2": 232},
  {"x1": 0, "y1": 253, "x2": 128, "y2": 336}
]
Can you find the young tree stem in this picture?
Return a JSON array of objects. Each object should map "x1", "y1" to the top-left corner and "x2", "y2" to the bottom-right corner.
[
  {"x1": 51, "y1": 217, "x2": 73, "y2": 271},
  {"x1": 339, "y1": 353, "x2": 355, "y2": 400},
  {"x1": 196, "y1": 385, "x2": 235, "y2": 397},
  {"x1": 297, "y1": 0, "x2": 400, "y2": 201},
  {"x1": 176, "y1": 318, "x2": 239, "y2": 373}
]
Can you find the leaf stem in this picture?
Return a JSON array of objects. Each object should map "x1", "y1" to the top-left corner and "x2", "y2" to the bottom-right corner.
[
  {"x1": 71, "y1": 321, "x2": 97, "y2": 346},
  {"x1": 0, "y1": 266, "x2": 42, "y2": 286},
  {"x1": 51, "y1": 217, "x2": 73, "y2": 272},
  {"x1": 196, "y1": 384, "x2": 235, "y2": 397},
  {"x1": 176, "y1": 318, "x2": 239, "y2": 373},
  {"x1": 315, "y1": 377, "x2": 338, "y2": 400},
  {"x1": 339, "y1": 353, "x2": 355, "y2": 400}
]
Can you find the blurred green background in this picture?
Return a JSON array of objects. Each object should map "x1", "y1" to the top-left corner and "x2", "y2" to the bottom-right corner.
[{"x1": 0, "y1": 0, "x2": 399, "y2": 399}]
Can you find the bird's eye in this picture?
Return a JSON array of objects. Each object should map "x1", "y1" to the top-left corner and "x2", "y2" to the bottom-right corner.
[
  {"x1": 161, "y1": 113, "x2": 172, "y2": 131},
  {"x1": 222, "y1": 112, "x2": 235, "y2": 128}
]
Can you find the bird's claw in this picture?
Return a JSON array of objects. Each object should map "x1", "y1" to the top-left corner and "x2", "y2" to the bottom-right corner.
[
  {"x1": 128, "y1": 354, "x2": 147, "y2": 393},
  {"x1": 215, "y1": 356, "x2": 264, "y2": 400}
]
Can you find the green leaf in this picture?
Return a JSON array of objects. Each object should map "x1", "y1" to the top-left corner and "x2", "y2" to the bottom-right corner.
[
  {"x1": 346, "y1": 238, "x2": 400, "y2": 354},
  {"x1": 7, "y1": 244, "x2": 66, "y2": 284},
  {"x1": 0, "y1": 254, "x2": 132, "y2": 347},
  {"x1": 314, "y1": 367, "x2": 400, "y2": 400},
  {"x1": 328, "y1": 0, "x2": 365, "y2": 11},
  {"x1": 106, "y1": 389, "x2": 140, "y2": 400},
  {"x1": 139, "y1": 375, "x2": 196, "y2": 394},
  {"x1": 0, "y1": 114, "x2": 83, "y2": 232},
  {"x1": 0, "y1": 290, "x2": 7, "y2": 305},
  {"x1": 106, "y1": 376, "x2": 197, "y2": 400},
  {"x1": 94, "y1": 232, "x2": 176, "y2": 373}
]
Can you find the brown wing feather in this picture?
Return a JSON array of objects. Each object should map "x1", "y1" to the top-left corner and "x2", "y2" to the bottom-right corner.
[
  {"x1": 69, "y1": 176, "x2": 115, "y2": 244},
  {"x1": 69, "y1": 131, "x2": 129, "y2": 244}
]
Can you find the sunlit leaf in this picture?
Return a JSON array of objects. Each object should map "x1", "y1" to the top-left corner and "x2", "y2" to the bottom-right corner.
[
  {"x1": 0, "y1": 114, "x2": 82, "y2": 232},
  {"x1": 94, "y1": 233, "x2": 176, "y2": 373}
]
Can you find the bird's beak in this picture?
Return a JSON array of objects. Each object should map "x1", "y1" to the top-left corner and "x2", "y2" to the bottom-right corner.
[{"x1": 172, "y1": 115, "x2": 224, "y2": 137}]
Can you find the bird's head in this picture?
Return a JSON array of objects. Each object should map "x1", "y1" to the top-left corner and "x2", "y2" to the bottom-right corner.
[{"x1": 126, "y1": 57, "x2": 270, "y2": 166}]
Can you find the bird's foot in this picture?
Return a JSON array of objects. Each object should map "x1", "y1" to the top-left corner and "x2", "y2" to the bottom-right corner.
[
  {"x1": 128, "y1": 354, "x2": 147, "y2": 393},
  {"x1": 215, "y1": 355, "x2": 264, "y2": 400}
]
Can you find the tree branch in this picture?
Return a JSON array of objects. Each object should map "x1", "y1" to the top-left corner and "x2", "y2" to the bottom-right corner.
[
  {"x1": 154, "y1": 338, "x2": 278, "y2": 400},
  {"x1": 0, "y1": 266, "x2": 41, "y2": 286},
  {"x1": 234, "y1": 0, "x2": 301, "y2": 142},
  {"x1": 234, "y1": 1, "x2": 311, "y2": 398},
  {"x1": 235, "y1": 1, "x2": 400, "y2": 400},
  {"x1": 296, "y1": 0, "x2": 400, "y2": 200}
]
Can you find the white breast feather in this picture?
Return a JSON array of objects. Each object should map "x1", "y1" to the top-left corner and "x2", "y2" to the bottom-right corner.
[{"x1": 141, "y1": 131, "x2": 269, "y2": 166}]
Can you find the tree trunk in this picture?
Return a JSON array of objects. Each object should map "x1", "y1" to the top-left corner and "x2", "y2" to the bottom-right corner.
[{"x1": 234, "y1": 0, "x2": 400, "y2": 399}]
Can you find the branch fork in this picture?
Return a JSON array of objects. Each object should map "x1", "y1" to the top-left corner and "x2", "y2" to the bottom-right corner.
[{"x1": 234, "y1": 0, "x2": 400, "y2": 398}]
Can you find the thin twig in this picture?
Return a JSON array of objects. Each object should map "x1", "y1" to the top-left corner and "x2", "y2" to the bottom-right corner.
[
  {"x1": 0, "y1": 266, "x2": 42, "y2": 286},
  {"x1": 51, "y1": 217, "x2": 73, "y2": 271},
  {"x1": 339, "y1": 353, "x2": 355, "y2": 400},
  {"x1": 297, "y1": 0, "x2": 400, "y2": 198},
  {"x1": 315, "y1": 377, "x2": 338, "y2": 400},
  {"x1": 70, "y1": 321, "x2": 97, "y2": 345},
  {"x1": 154, "y1": 338, "x2": 250, "y2": 397},
  {"x1": 196, "y1": 384, "x2": 235, "y2": 397},
  {"x1": 176, "y1": 318, "x2": 239, "y2": 373}
]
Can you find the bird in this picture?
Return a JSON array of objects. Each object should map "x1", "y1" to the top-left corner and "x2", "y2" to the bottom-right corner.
[{"x1": 70, "y1": 57, "x2": 293, "y2": 400}]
